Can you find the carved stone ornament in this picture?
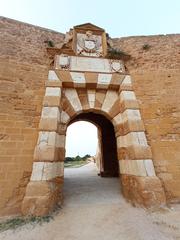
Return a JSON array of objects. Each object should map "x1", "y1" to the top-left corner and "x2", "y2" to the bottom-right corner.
[
  {"x1": 59, "y1": 54, "x2": 70, "y2": 70},
  {"x1": 110, "y1": 60, "x2": 125, "y2": 73},
  {"x1": 77, "y1": 31, "x2": 103, "y2": 57},
  {"x1": 64, "y1": 29, "x2": 73, "y2": 44}
]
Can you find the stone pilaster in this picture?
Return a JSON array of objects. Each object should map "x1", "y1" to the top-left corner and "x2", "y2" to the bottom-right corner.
[
  {"x1": 22, "y1": 70, "x2": 65, "y2": 216},
  {"x1": 113, "y1": 75, "x2": 166, "y2": 207}
]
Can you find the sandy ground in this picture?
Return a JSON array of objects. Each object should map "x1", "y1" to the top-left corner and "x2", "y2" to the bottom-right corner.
[{"x1": 0, "y1": 162, "x2": 180, "y2": 240}]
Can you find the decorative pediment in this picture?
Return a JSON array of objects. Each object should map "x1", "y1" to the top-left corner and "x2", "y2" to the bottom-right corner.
[
  {"x1": 74, "y1": 23, "x2": 105, "y2": 33},
  {"x1": 47, "y1": 23, "x2": 130, "y2": 61}
]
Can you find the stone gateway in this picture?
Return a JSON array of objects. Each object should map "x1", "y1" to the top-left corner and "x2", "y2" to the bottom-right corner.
[{"x1": 0, "y1": 18, "x2": 180, "y2": 216}]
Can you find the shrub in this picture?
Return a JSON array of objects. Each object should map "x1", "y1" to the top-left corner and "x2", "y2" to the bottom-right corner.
[
  {"x1": 106, "y1": 47, "x2": 130, "y2": 60},
  {"x1": 44, "y1": 40, "x2": 55, "y2": 48},
  {"x1": 142, "y1": 43, "x2": 151, "y2": 50}
]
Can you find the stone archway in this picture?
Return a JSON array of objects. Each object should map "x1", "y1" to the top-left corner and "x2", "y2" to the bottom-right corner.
[
  {"x1": 21, "y1": 23, "x2": 166, "y2": 216},
  {"x1": 69, "y1": 112, "x2": 119, "y2": 177}
]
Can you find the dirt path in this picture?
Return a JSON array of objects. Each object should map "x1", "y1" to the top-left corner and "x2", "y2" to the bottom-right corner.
[{"x1": 0, "y1": 162, "x2": 179, "y2": 240}]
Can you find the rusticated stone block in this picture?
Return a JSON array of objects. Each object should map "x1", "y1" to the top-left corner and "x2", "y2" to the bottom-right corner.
[
  {"x1": 113, "y1": 109, "x2": 142, "y2": 126},
  {"x1": 60, "y1": 111, "x2": 70, "y2": 124},
  {"x1": 64, "y1": 88, "x2": 82, "y2": 112},
  {"x1": 94, "y1": 90, "x2": 106, "y2": 109},
  {"x1": 101, "y1": 90, "x2": 119, "y2": 114},
  {"x1": 120, "y1": 90, "x2": 136, "y2": 101},
  {"x1": 97, "y1": 73, "x2": 112, "y2": 89},
  {"x1": 120, "y1": 99, "x2": 139, "y2": 111},
  {"x1": 117, "y1": 145, "x2": 152, "y2": 160},
  {"x1": 120, "y1": 174, "x2": 166, "y2": 207},
  {"x1": 21, "y1": 179, "x2": 63, "y2": 216},
  {"x1": 34, "y1": 132, "x2": 65, "y2": 161},
  {"x1": 48, "y1": 70, "x2": 60, "y2": 81},
  {"x1": 39, "y1": 107, "x2": 60, "y2": 131},
  {"x1": 117, "y1": 131, "x2": 148, "y2": 148},
  {"x1": 61, "y1": 97, "x2": 76, "y2": 118},
  {"x1": 119, "y1": 159, "x2": 156, "y2": 177},
  {"x1": 77, "y1": 89, "x2": 89, "y2": 111},
  {"x1": 110, "y1": 73, "x2": 125, "y2": 86},
  {"x1": 115, "y1": 120, "x2": 145, "y2": 136},
  {"x1": 43, "y1": 87, "x2": 61, "y2": 106},
  {"x1": 30, "y1": 162, "x2": 64, "y2": 181},
  {"x1": 34, "y1": 145, "x2": 60, "y2": 161},
  {"x1": 87, "y1": 89, "x2": 96, "y2": 109},
  {"x1": 108, "y1": 99, "x2": 120, "y2": 119}
]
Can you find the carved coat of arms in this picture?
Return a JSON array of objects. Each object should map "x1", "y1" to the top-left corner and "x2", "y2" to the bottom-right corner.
[{"x1": 77, "y1": 31, "x2": 103, "y2": 57}]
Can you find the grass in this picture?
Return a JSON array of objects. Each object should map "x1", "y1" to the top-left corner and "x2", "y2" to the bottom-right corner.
[
  {"x1": 64, "y1": 160, "x2": 88, "y2": 168},
  {"x1": 0, "y1": 215, "x2": 53, "y2": 232}
]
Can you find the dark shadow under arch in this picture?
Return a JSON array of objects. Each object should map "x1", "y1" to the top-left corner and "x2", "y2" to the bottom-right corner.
[{"x1": 69, "y1": 112, "x2": 119, "y2": 177}]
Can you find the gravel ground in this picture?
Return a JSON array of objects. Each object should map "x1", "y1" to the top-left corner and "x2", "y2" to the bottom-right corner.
[{"x1": 0, "y1": 162, "x2": 179, "y2": 240}]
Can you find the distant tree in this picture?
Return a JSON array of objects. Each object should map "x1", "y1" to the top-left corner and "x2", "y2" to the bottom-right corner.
[
  {"x1": 65, "y1": 154, "x2": 91, "y2": 162},
  {"x1": 82, "y1": 154, "x2": 91, "y2": 160},
  {"x1": 74, "y1": 155, "x2": 82, "y2": 161},
  {"x1": 65, "y1": 157, "x2": 74, "y2": 162}
]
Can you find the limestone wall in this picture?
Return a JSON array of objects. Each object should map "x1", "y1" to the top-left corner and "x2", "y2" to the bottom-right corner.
[
  {"x1": 0, "y1": 17, "x2": 180, "y2": 215},
  {"x1": 113, "y1": 36, "x2": 180, "y2": 202},
  {"x1": 0, "y1": 17, "x2": 64, "y2": 215}
]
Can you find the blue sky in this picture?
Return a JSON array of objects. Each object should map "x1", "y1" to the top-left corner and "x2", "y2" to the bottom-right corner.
[
  {"x1": 1, "y1": 0, "x2": 179, "y2": 156},
  {"x1": 1, "y1": 0, "x2": 180, "y2": 37}
]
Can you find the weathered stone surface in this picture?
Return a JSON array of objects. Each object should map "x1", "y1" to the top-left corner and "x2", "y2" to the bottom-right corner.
[
  {"x1": 119, "y1": 159, "x2": 155, "y2": 176},
  {"x1": 94, "y1": 90, "x2": 106, "y2": 109},
  {"x1": 43, "y1": 87, "x2": 61, "y2": 106},
  {"x1": 33, "y1": 132, "x2": 64, "y2": 161},
  {"x1": 58, "y1": 56, "x2": 111, "y2": 73},
  {"x1": 121, "y1": 174, "x2": 166, "y2": 207},
  {"x1": 120, "y1": 90, "x2": 136, "y2": 101},
  {"x1": 97, "y1": 74, "x2": 112, "y2": 89},
  {"x1": 0, "y1": 17, "x2": 65, "y2": 214},
  {"x1": 120, "y1": 99, "x2": 140, "y2": 111},
  {"x1": 101, "y1": 90, "x2": 119, "y2": 114},
  {"x1": 60, "y1": 111, "x2": 70, "y2": 124},
  {"x1": 39, "y1": 107, "x2": 60, "y2": 131},
  {"x1": 115, "y1": 120, "x2": 145, "y2": 136},
  {"x1": 21, "y1": 180, "x2": 63, "y2": 216},
  {"x1": 87, "y1": 90, "x2": 96, "y2": 109},
  {"x1": 64, "y1": 89, "x2": 82, "y2": 112},
  {"x1": 117, "y1": 132, "x2": 148, "y2": 148},
  {"x1": 48, "y1": 70, "x2": 60, "y2": 81},
  {"x1": 0, "y1": 17, "x2": 180, "y2": 216},
  {"x1": 117, "y1": 145, "x2": 152, "y2": 160},
  {"x1": 61, "y1": 95, "x2": 77, "y2": 118},
  {"x1": 30, "y1": 162, "x2": 64, "y2": 181}
]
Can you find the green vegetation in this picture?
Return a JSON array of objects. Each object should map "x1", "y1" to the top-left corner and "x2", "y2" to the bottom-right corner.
[
  {"x1": 0, "y1": 215, "x2": 53, "y2": 232},
  {"x1": 142, "y1": 43, "x2": 151, "y2": 50},
  {"x1": 106, "y1": 47, "x2": 130, "y2": 60},
  {"x1": 44, "y1": 40, "x2": 55, "y2": 47},
  {"x1": 64, "y1": 154, "x2": 91, "y2": 168}
]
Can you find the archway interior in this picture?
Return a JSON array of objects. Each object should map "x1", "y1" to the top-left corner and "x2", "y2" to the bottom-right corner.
[{"x1": 68, "y1": 112, "x2": 119, "y2": 177}]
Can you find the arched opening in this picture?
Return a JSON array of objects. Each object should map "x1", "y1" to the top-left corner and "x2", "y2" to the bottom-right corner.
[
  {"x1": 68, "y1": 112, "x2": 119, "y2": 178},
  {"x1": 65, "y1": 121, "x2": 98, "y2": 158}
]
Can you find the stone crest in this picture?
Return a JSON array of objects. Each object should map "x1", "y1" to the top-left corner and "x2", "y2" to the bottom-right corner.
[
  {"x1": 109, "y1": 60, "x2": 125, "y2": 73},
  {"x1": 77, "y1": 30, "x2": 103, "y2": 57}
]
